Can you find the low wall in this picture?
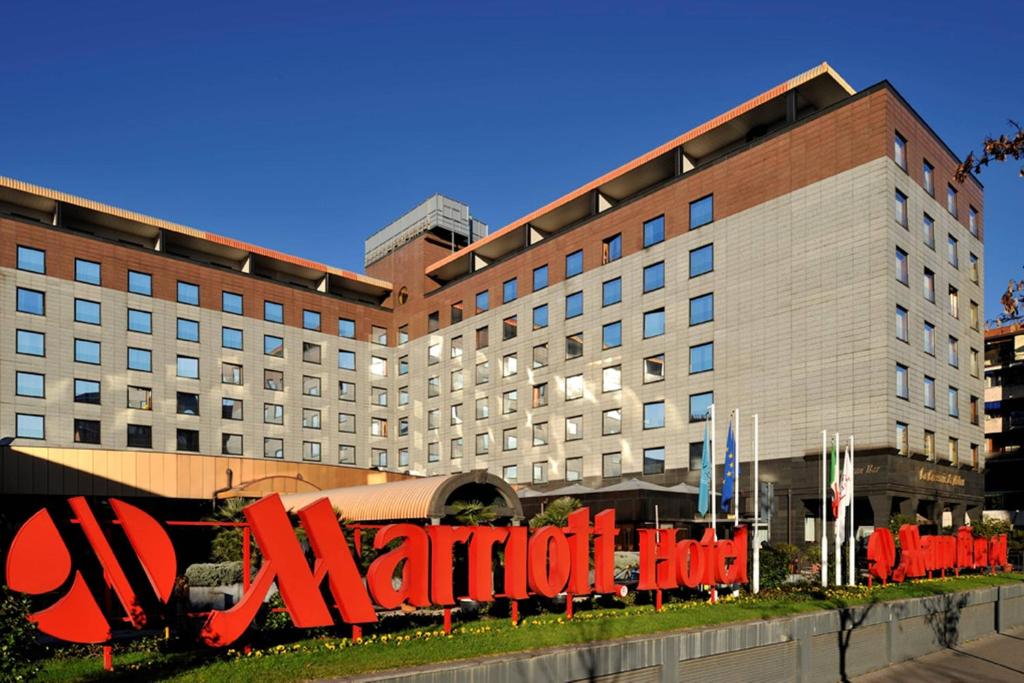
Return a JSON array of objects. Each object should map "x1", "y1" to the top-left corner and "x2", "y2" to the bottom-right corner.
[{"x1": 349, "y1": 582, "x2": 1024, "y2": 683}]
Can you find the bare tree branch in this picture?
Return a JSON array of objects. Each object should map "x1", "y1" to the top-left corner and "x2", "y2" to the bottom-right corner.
[{"x1": 955, "y1": 119, "x2": 1024, "y2": 183}]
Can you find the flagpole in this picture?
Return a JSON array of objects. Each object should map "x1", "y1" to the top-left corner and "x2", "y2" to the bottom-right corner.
[
  {"x1": 848, "y1": 435, "x2": 855, "y2": 586},
  {"x1": 821, "y1": 429, "x2": 827, "y2": 587},
  {"x1": 711, "y1": 404, "x2": 717, "y2": 538},
  {"x1": 735, "y1": 408, "x2": 741, "y2": 527},
  {"x1": 834, "y1": 432, "x2": 840, "y2": 587},
  {"x1": 753, "y1": 413, "x2": 760, "y2": 594}
]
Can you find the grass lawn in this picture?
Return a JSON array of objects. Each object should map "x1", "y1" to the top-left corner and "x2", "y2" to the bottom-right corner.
[{"x1": 35, "y1": 572, "x2": 1024, "y2": 682}]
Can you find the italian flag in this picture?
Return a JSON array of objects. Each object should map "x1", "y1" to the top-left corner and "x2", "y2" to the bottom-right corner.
[{"x1": 829, "y1": 437, "x2": 840, "y2": 519}]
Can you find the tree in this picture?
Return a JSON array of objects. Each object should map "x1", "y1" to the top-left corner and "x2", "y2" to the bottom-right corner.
[
  {"x1": 529, "y1": 496, "x2": 582, "y2": 528},
  {"x1": 449, "y1": 500, "x2": 498, "y2": 526},
  {"x1": 955, "y1": 120, "x2": 1024, "y2": 182}
]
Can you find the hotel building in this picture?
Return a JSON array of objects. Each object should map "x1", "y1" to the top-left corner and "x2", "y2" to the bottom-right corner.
[{"x1": 0, "y1": 63, "x2": 985, "y2": 541}]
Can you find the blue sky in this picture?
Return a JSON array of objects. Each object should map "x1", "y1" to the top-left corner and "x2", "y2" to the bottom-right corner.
[{"x1": 2, "y1": 1, "x2": 1021, "y2": 317}]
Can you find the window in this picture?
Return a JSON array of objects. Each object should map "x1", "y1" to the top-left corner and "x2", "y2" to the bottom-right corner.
[
  {"x1": 450, "y1": 335, "x2": 464, "y2": 359},
  {"x1": 690, "y1": 195, "x2": 714, "y2": 228},
  {"x1": 220, "y1": 291, "x2": 243, "y2": 315},
  {"x1": 922, "y1": 214, "x2": 935, "y2": 249},
  {"x1": 427, "y1": 343, "x2": 441, "y2": 366},
  {"x1": 565, "y1": 374, "x2": 584, "y2": 400},
  {"x1": 427, "y1": 311, "x2": 440, "y2": 333},
  {"x1": 451, "y1": 403, "x2": 464, "y2": 424},
  {"x1": 533, "y1": 422, "x2": 549, "y2": 446},
  {"x1": 74, "y1": 379, "x2": 100, "y2": 404},
  {"x1": 338, "y1": 380, "x2": 355, "y2": 401},
  {"x1": 223, "y1": 434, "x2": 244, "y2": 456},
  {"x1": 565, "y1": 249, "x2": 583, "y2": 278},
  {"x1": 265, "y1": 369, "x2": 284, "y2": 391},
  {"x1": 969, "y1": 253, "x2": 979, "y2": 284},
  {"x1": 602, "y1": 321, "x2": 621, "y2": 349},
  {"x1": 948, "y1": 438, "x2": 959, "y2": 465},
  {"x1": 371, "y1": 385, "x2": 388, "y2": 406},
  {"x1": 895, "y1": 190, "x2": 908, "y2": 227},
  {"x1": 370, "y1": 356, "x2": 387, "y2": 377},
  {"x1": 602, "y1": 233, "x2": 622, "y2": 264},
  {"x1": 15, "y1": 371, "x2": 44, "y2": 398},
  {"x1": 602, "y1": 277, "x2": 622, "y2": 306},
  {"x1": 946, "y1": 185, "x2": 957, "y2": 217},
  {"x1": 503, "y1": 278, "x2": 517, "y2": 303},
  {"x1": 644, "y1": 401, "x2": 665, "y2": 429},
  {"x1": 476, "y1": 326, "x2": 489, "y2": 349},
  {"x1": 924, "y1": 376, "x2": 935, "y2": 409},
  {"x1": 338, "y1": 413, "x2": 355, "y2": 433},
  {"x1": 565, "y1": 291, "x2": 583, "y2": 319},
  {"x1": 398, "y1": 325, "x2": 409, "y2": 345},
  {"x1": 923, "y1": 268, "x2": 935, "y2": 302},
  {"x1": 475, "y1": 361, "x2": 489, "y2": 385},
  {"x1": 971, "y1": 443, "x2": 979, "y2": 468},
  {"x1": 970, "y1": 348, "x2": 979, "y2": 378},
  {"x1": 603, "y1": 408, "x2": 622, "y2": 435},
  {"x1": 644, "y1": 354, "x2": 665, "y2": 383},
  {"x1": 644, "y1": 308, "x2": 665, "y2": 338},
  {"x1": 602, "y1": 365, "x2": 621, "y2": 392},
  {"x1": 476, "y1": 397, "x2": 489, "y2": 420},
  {"x1": 261, "y1": 301, "x2": 283, "y2": 324},
  {"x1": 602, "y1": 452, "x2": 622, "y2": 479},
  {"x1": 969, "y1": 301, "x2": 980, "y2": 331},
  {"x1": 970, "y1": 395, "x2": 979, "y2": 426},
  {"x1": 298, "y1": 341, "x2": 320, "y2": 364},
  {"x1": 923, "y1": 322, "x2": 935, "y2": 355},
  {"x1": 896, "y1": 422, "x2": 909, "y2": 456},
  {"x1": 426, "y1": 443, "x2": 438, "y2": 463},
  {"x1": 503, "y1": 315, "x2": 518, "y2": 340},
  {"x1": 74, "y1": 419, "x2": 101, "y2": 444},
  {"x1": 337, "y1": 445, "x2": 355, "y2": 464},
  {"x1": 690, "y1": 244, "x2": 713, "y2": 277},
  {"x1": 75, "y1": 339, "x2": 101, "y2": 365},
  {"x1": 503, "y1": 428, "x2": 518, "y2": 451},
  {"x1": 302, "y1": 376, "x2": 321, "y2": 398},
  {"x1": 127, "y1": 425, "x2": 152, "y2": 449},
  {"x1": 476, "y1": 432, "x2": 490, "y2": 455},
  {"x1": 17, "y1": 246, "x2": 45, "y2": 273},
  {"x1": 449, "y1": 302, "x2": 464, "y2": 325},
  {"x1": 337, "y1": 317, "x2": 355, "y2": 338},
  {"x1": 264, "y1": 438, "x2": 284, "y2": 460},
  {"x1": 644, "y1": 447, "x2": 666, "y2": 475},
  {"x1": 397, "y1": 386, "x2": 409, "y2": 407},
  {"x1": 303, "y1": 409, "x2": 322, "y2": 430},
  {"x1": 264, "y1": 403, "x2": 284, "y2": 425},
  {"x1": 533, "y1": 462, "x2": 548, "y2": 484},
  {"x1": 16, "y1": 330, "x2": 45, "y2": 356},
  {"x1": 643, "y1": 262, "x2": 665, "y2": 293},
  {"x1": 15, "y1": 414, "x2": 44, "y2": 439},
  {"x1": 566, "y1": 457, "x2": 583, "y2": 482},
  {"x1": 127, "y1": 309, "x2": 152, "y2": 334},
  {"x1": 896, "y1": 306, "x2": 909, "y2": 342},
  {"x1": 896, "y1": 248, "x2": 909, "y2": 285},
  {"x1": 533, "y1": 265, "x2": 549, "y2": 291},
  {"x1": 502, "y1": 390, "x2": 518, "y2": 414},
  {"x1": 128, "y1": 271, "x2": 152, "y2": 296},
  {"x1": 127, "y1": 386, "x2": 152, "y2": 410},
  {"x1": 303, "y1": 310, "x2": 321, "y2": 331},
  {"x1": 690, "y1": 294, "x2": 714, "y2": 325},
  {"x1": 75, "y1": 259, "x2": 101, "y2": 285},
  {"x1": 948, "y1": 286, "x2": 959, "y2": 319},
  {"x1": 222, "y1": 398, "x2": 243, "y2": 420},
  {"x1": 450, "y1": 369, "x2": 464, "y2": 391},
  {"x1": 924, "y1": 430, "x2": 935, "y2": 460},
  {"x1": 947, "y1": 234, "x2": 959, "y2": 269},
  {"x1": 686, "y1": 341, "x2": 714, "y2": 374},
  {"x1": 893, "y1": 132, "x2": 908, "y2": 169},
  {"x1": 398, "y1": 355, "x2": 409, "y2": 375},
  {"x1": 176, "y1": 355, "x2": 199, "y2": 379},
  {"x1": 427, "y1": 376, "x2": 440, "y2": 397},
  {"x1": 222, "y1": 327, "x2": 243, "y2": 350},
  {"x1": 176, "y1": 281, "x2": 199, "y2": 305},
  {"x1": 643, "y1": 215, "x2": 665, "y2": 247},
  {"x1": 923, "y1": 160, "x2": 934, "y2": 195},
  {"x1": 177, "y1": 318, "x2": 200, "y2": 343},
  {"x1": 177, "y1": 392, "x2": 200, "y2": 416},
  {"x1": 475, "y1": 290, "x2": 489, "y2": 313},
  {"x1": 689, "y1": 392, "x2": 713, "y2": 422},
  {"x1": 948, "y1": 386, "x2": 959, "y2": 418},
  {"x1": 896, "y1": 364, "x2": 909, "y2": 399},
  {"x1": 451, "y1": 438, "x2": 463, "y2": 460},
  {"x1": 176, "y1": 429, "x2": 199, "y2": 452},
  {"x1": 338, "y1": 350, "x2": 355, "y2": 370},
  {"x1": 373, "y1": 449, "x2": 389, "y2": 468},
  {"x1": 533, "y1": 304, "x2": 549, "y2": 330},
  {"x1": 689, "y1": 442, "x2": 704, "y2": 470},
  {"x1": 533, "y1": 343, "x2": 549, "y2": 368},
  {"x1": 371, "y1": 326, "x2": 388, "y2": 346},
  {"x1": 969, "y1": 207, "x2": 978, "y2": 237},
  {"x1": 502, "y1": 353, "x2": 518, "y2": 377},
  {"x1": 16, "y1": 288, "x2": 45, "y2": 316},
  {"x1": 946, "y1": 336, "x2": 959, "y2": 368}
]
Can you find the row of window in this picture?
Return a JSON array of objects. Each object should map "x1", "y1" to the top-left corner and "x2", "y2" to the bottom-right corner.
[
  {"x1": 894, "y1": 306, "x2": 980, "y2": 373},
  {"x1": 893, "y1": 132, "x2": 979, "y2": 236},
  {"x1": 894, "y1": 420, "x2": 979, "y2": 468},
  {"x1": 894, "y1": 364, "x2": 979, "y2": 423},
  {"x1": 893, "y1": 194, "x2": 980, "y2": 281},
  {"x1": 894, "y1": 249, "x2": 979, "y2": 327}
]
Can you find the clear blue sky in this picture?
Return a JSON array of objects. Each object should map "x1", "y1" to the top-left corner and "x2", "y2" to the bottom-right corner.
[{"x1": 2, "y1": 1, "x2": 1020, "y2": 317}]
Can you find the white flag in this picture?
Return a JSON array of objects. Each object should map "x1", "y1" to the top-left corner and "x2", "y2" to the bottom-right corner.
[{"x1": 836, "y1": 443, "x2": 853, "y2": 533}]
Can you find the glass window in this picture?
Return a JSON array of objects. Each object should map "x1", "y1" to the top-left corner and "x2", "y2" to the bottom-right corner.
[
  {"x1": 689, "y1": 442, "x2": 704, "y2": 470},
  {"x1": 603, "y1": 277, "x2": 622, "y2": 306},
  {"x1": 372, "y1": 449, "x2": 388, "y2": 468},
  {"x1": 602, "y1": 452, "x2": 622, "y2": 478},
  {"x1": 603, "y1": 233, "x2": 622, "y2": 264},
  {"x1": 264, "y1": 301, "x2": 284, "y2": 323},
  {"x1": 970, "y1": 348, "x2": 980, "y2": 378},
  {"x1": 689, "y1": 392, "x2": 713, "y2": 422},
  {"x1": 338, "y1": 413, "x2": 355, "y2": 433},
  {"x1": 969, "y1": 253, "x2": 979, "y2": 284},
  {"x1": 176, "y1": 429, "x2": 199, "y2": 452},
  {"x1": 690, "y1": 342, "x2": 713, "y2": 373},
  {"x1": 338, "y1": 317, "x2": 355, "y2": 338},
  {"x1": 923, "y1": 268, "x2": 935, "y2": 302},
  {"x1": 896, "y1": 422, "x2": 909, "y2": 456},
  {"x1": 896, "y1": 306, "x2": 909, "y2": 342},
  {"x1": 923, "y1": 160, "x2": 934, "y2": 195},
  {"x1": 370, "y1": 356, "x2": 387, "y2": 376},
  {"x1": 264, "y1": 403, "x2": 284, "y2": 425},
  {"x1": 127, "y1": 386, "x2": 152, "y2": 410},
  {"x1": 338, "y1": 380, "x2": 355, "y2": 401},
  {"x1": 16, "y1": 288, "x2": 45, "y2": 316},
  {"x1": 176, "y1": 281, "x2": 199, "y2": 305},
  {"x1": 475, "y1": 361, "x2": 489, "y2": 385},
  {"x1": 222, "y1": 327, "x2": 243, "y2": 350},
  {"x1": 923, "y1": 430, "x2": 935, "y2": 460},
  {"x1": 947, "y1": 235, "x2": 959, "y2": 269},
  {"x1": 946, "y1": 185, "x2": 957, "y2": 217},
  {"x1": 74, "y1": 379, "x2": 100, "y2": 404},
  {"x1": 398, "y1": 325, "x2": 409, "y2": 344},
  {"x1": 75, "y1": 259, "x2": 101, "y2": 285},
  {"x1": 303, "y1": 310, "x2": 321, "y2": 331},
  {"x1": 533, "y1": 462, "x2": 548, "y2": 484},
  {"x1": 177, "y1": 391, "x2": 200, "y2": 416},
  {"x1": 644, "y1": 353, "x2": 665, "y2": 383},
  {"x1": 128, "y1": 271, "x2": 152, "y2": 296},
  {"x1": 503, "y1": 278, "x2": 517, "y2": 303},
  {"x1": 948, "y1": 285, "x2": 959, "y2": 318},
  {"x1": 371, "y1": 326, "x2": 388, "y2": 346},
  {"x1": 222, "y1": 292, "x2": 243, "y2": 315},
  {"x1": 303, "y1": 341, "x2": 322, "y2": 364},
  {"x1": 566, "y1": 291, "x2": 583, "y2": 319},
  {"x1": 503, "y1": 353, "x2": 518, "y2": 377},
  {"x1": 924, "y1": 376, "x2": 935, "y2": 409},
  {"x1": 222, "y1": 363, "x2": 243, "y2": 385},
  {"x1": 948, "y1": 336, "x2": 959, "y2": 367},
  {"x1": 127, "y1": 347, "x2": 152, "y2": 372},
  {"x1": 176, "y1": 355, "x2": 199, "y2": 379},
  {"x1": 533, "y1": 422, "x2": 548, "y2": 446},
  {"x1": 75, "y1": 339, "x2": 101, "y2": 365},
  {"x1": 303, "y1": 376, "x2": 322, "y2": 397},
  {"x1": 177, "y1": 318, "x2": 200, "y2": 342},
  {"x1": 922, "y1": 214, "x2": 935, "y2": 249},
  {"x1": 503, "y1": 428, "x2": 518, "y2": 451},
  {"x1": 223, "y1": 434, "x2": 244, "y2": 456},
  {"x1": 450, "y1": 335, "x2": 464, "y2": 359},
  {"x1": 264, "y1": 335, "x2": 284, "y2": 357},
  {"x1": 303, "y1": 408, "x2": 322, "y2": 430},
  {"x1": 452, "y1": 403, "x2": 465, "y2": 424},
  {"x1": 566, "y1": 457, "x2": 583, "y2": 482},
  {"x1": 16, "y1": 329, "x2": 45, "y2": 356},
  {"x1": 690, "y1": 195, "x2": 714, "y2": 229},
  {"x1": 15, "y1": 414, "x2": 44, "y2": 439},
  {"x1": 373, "y1": 386, "x2": 390, "y2": 408},
  {"x1": 896, "y1": 364, "x2": 909, "y2": 399},
  {"x1": 643, "y1": 262, "x2": 665, "y2": 293},
  {"x1": 895, "y1": 190, "x2": 908, "y2": 227},
  {"x1": 969, "y1": 207, "x2": 978, "y2": 237},
  {"x1": 644, "y1": 447, "x2": 666, "y2": 475},
  {"x1": 602, "y1": 321, "x2": 621, "y2": 349},
  {"x1": 923, "y1": 321, "x2": 935, "y2": 355},
  {"x1": 948, "y1": 438, "x2": 959, "y2": 465},
  {"x1": 533, "y1": 304, "x2": 549, "y2": 330},
  {"x1": 127, "y1": 309, "x2": 152, "y2": 334},
  {"x1": 565, "y1": 374, "x2": 584, "y2": 400},
  {"x1": 644, "y1": 215, "x2": 665, "y2": 247},
  {"x1": 565, "y1": 415, "x2": 583, "y2": 441},
  {"x1": 74, "y1": 419, "x2": 101, "y2": 444},
  {"x1": 475, "y1": 290, "x2": 489, "y2": 313},
  {"x1": 894, "y1": 132, "x2": 907, "y2": 170},
  {"x1": 398, "y1": 447, "x2": 409, "y2": 467},
  {"x1": 17, "y1": 246, "x2": 45, "y2": 273},
  {"x1": 644, "y1": 308, "x2": 665, "y2": 338},
  {"x1": 603, "y1": 408, "x2": 622, "y2": 435},
  {"x1": 690, "y1": 244, "x2": 713, "y2": 277},
  {"x1": 895, "y1": 248, "x2": 909, "y2": 285},
  {"x1": 339, "y1": 444, "x2": 356, "y2": 464},
  {"x1": 398, "y1": 355, "x2": 409, "y2": 375},
  {"x1": 127, "y1": 424, "x2": 152, "y2": 449},
  {"x1": 264, "y1": 438, "x2": 284, "y2": 460},
  {"x1": 690, "y1": 294, "x2": 713, "y2": 325},
  {"x1": 565, "y1": 249, "x2": 583, "y2": 278},
  {"x1": 533, "y1": 343, "x2": 549, "y2": 368},
  {"x1": 398, "y1": 386, "x2": 409, "y2": 406},
  {"x1": 566, "y1": 332, "x2": 583, "y2": 359},
  {"x1": 476, "y1": 325, "x2": 489, "y2": 349},
  {"x1": 427, "y1": 376, "x2": 439, "y2": 398},
  {"x1": 451, "y1": 438, "x2": 463, "y2": 460},
  {"x1": 476, "y1": 432, "x2": 490, "y2": 455},
  {"x1": 602, "y1": 365, "x2": 621, "y2": 392},
  {"x1": 450, "y1": 369, "x2": 463, "y2": 391},
  {"x1": 533, "y1": 265, "x2": 549, "y2": 291},
  {"x1": 15, "y1": 371, "x2": 44, "y2": 398},
  {"x1": 644, "y1": 401, "x2": 665, "y2": 430},
  {"x1": 476, "y1": 397, "x2": 489, "y2": 420},
  {"x1": 503, "y1": 315, "x2": 518, "y2": 340},
  {"x1": 265, "y1": 369, "x2": 284, "y2": 391}
]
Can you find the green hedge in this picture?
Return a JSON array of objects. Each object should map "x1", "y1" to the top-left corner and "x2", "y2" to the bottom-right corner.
[{"x1": 185, "y1": 561, "x2": 244, "y2": 587}]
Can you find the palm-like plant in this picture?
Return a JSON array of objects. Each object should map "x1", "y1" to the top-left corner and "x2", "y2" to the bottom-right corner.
[
  {"x1": 529, "y1": 496, "x2": 581, "y2": 528},
  {"x1": 450, "y1": 500, "x2": 499, "y2": 526}
]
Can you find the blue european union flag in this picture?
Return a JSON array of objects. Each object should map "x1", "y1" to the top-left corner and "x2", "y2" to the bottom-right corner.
[{"x1": 721, "y1": 419, "x2": 736, "y2": 514}]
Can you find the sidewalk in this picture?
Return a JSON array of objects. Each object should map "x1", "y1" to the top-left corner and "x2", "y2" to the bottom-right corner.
[{"x1": 853, "y1": 627, "x2": 1024, "y2": 682}]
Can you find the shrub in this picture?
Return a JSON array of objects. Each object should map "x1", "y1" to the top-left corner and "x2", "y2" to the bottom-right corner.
[
  {"x1": 529, "y1": 497, "x2": 581, "y2": 528},
  {"x1": 0, "y1": 586, "x2": 41, "y2": 682},
  {"x1": 185, "y1": 561, "x2": 244, "y2": 587}
]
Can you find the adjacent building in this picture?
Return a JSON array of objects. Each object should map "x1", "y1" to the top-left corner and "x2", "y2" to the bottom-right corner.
[
  {"x1": 984, "y1": 322, "x2": 1024, "y2": 515},
  {"x1": 1, "y1": 63, "x2": 986, "y2": 542}
]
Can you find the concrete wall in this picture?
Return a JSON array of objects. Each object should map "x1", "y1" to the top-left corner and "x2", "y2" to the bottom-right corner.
[{"x1": 348, "y1": 583, "x2": 1024, "y2": 683}]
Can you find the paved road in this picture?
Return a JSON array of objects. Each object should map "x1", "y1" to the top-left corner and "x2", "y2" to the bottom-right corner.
[{"x1": 853, "y1": 627, "x2": 1024, "y2": 682}]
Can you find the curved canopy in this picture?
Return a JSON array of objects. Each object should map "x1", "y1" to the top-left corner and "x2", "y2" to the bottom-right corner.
[{"x1": 278, "y1": 470, "x2": 523, "y2": 522}]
